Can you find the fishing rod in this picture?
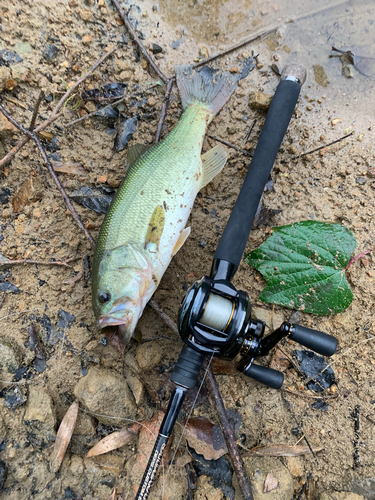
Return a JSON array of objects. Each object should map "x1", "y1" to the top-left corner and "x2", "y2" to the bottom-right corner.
[{"x1": 135, "y1": 64, "x2": 338, "y2": 499}]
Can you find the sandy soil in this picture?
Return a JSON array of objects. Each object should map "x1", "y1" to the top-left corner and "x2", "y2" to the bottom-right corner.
[{"x1": 0, "y1": 0, "x2": 374, "y2": 499}]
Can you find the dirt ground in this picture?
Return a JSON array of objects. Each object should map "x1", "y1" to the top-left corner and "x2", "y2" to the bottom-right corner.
[{"x1": 0, "y1": 0, "x2": 374, "y2": 499}]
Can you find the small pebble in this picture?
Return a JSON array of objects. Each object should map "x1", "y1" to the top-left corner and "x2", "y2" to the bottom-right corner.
[
  {"x1": 273, "y1": 54, "x2": 279, "y2": 61},
  {"x1": 306, "y1": 106, "x2": 313, "y2": 111},
  {"x1": 357, "y1": 133, "x2": 365, "y2": 142},
  {"x1": 355, "y1": 176, "x2": 367, "y2": 185},
  {"x1": 257, "y1": 62, "x2": 264, "y2": 69},
  {"x1": 82, "y1": 35, "x2": 92, "y2": 45},
  {"x1": 198, "y1": 45, "x2": 209, "y2": 58},
  {"x1": 331, "y1": 118, "x2": 341, "y2": 126},
  {"x1": 230, "y1": 66, "x2": 238, "y2": 73}
]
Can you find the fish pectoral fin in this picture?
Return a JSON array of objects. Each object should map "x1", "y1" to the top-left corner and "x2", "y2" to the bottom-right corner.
[
  {"x1": 127, "y1": 143, "x2": 151, "y2": 168},
  {"x1": 145, "y1": 205, "x2": 165, "y2": 250},
  {"x1": 200, "y1": 144, "x2": 228, "y2": 189},
  {"x1": 172, "y1": 227, "x2": 191, "y2": 257}
]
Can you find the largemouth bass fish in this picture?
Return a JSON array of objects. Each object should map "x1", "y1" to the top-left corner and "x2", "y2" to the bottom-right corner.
[{"x1": 92, "y1": 60, "x2": 255, "y2": 344}]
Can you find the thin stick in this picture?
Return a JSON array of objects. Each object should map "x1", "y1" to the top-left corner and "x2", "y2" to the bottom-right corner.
[
  {"x1": 205, "y1": 361, "x2": 254, "y2": 500},
  {"x1": 0, "y1": 257, "x2": 77, "y2": 268},
  {"x1": 148, "y1": 299, "x2": 179, "y2": 337},
  {"x1": 2, "y1": 95, "x2": 29, "y2": 110},
  {"x1": 353, "y1": 405, "x2": 360, "y2": 468},
  {"x1": 283, "y1": 132, "x2": 353, "y2": 163},
  {"x1": 29, "y1": 90, "x2": 45, "y2": 131},
  {"x1": 296, "y1": 473, "x2": 312, "y2": 500},
  {"x1": 0, "y1": 293, "x2": 6, "y2": 311},
  {"x1": 283, "y1": 388, "x2": 338, "y2": 400},
  {"x1": 281, "y1": 391, "x2": 318, "y2": 465},
  {"x1": 0, "y1": 102, "x2": 96, "y2": 247},
  {"x1": 51, "y1": 46, "x2": 116, "y2": 119},
  {"x1": 242, "y1": 119, "x2": 256, "y2": 145},
  {"x1": 111, "y1": 0, "x2": 169, "y2": 84},
  {"x1": 65, "y1": 96, "x2": 126, "y2": 128},
  {"x1": 155, "y1": 78, "x2": 174, "y2": 143},
  {"x1": 193, "y1": 25, "x2": 279, "y2": 69},
  {"x1": 207, "y1": 135, "x2": 252, "y2": 156}
]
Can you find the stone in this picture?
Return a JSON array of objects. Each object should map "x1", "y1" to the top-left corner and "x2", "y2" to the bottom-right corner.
[
  {"x1": 73, "y1": 367, "x2": 137, "y2": 426},
  {"x1": 24, "y1": 386, "x2": 56, "y2": 428},
  {"x1": 0, "y1": 113, "x2": 18, "y2": 138},
  {"x1": 244, "y1": 456, "x2": 294, "y2": 500},
  {"x1": 69, "y1": 455, "x2": 84, "y2": 476},
  {"x1": 0, "y1": 336, "x2": 23, "y2": 382},
  {"x1": 3, "y1": 386, "x2": 27, "y2": 410},
  {"x1": 248, "y1": 91, "x2": 273, "y2": 112},
  {"x1": 14, "y1": 42, "x2": 33, "y2": 55},
  {"x1": 0, "y1": 67, "x2": 11, "y2": 91},
  {"x1": 135, "y1": 342, "x2": 163, "y2": 371},
  {"x1": 350, "y1": 477, "x2": 375, "y2": 500}
]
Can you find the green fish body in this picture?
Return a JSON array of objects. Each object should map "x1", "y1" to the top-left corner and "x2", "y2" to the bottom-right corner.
[{"x1": 92, "y1": 61, "x2": 255, "y2": 343}]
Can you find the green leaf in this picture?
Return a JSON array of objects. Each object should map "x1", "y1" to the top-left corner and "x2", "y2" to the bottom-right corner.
[{"x1": 245, "y1": 221, "x2": 357, "y2": 315}]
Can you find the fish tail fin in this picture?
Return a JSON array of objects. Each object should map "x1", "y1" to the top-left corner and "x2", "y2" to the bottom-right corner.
[{"x1": 175, "y1": 57, "x2": 255, "y2": 121}]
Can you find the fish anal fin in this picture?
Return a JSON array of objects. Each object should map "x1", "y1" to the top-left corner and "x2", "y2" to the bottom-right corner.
[
  {"x1": 127, "y1": 143, "x2": 150, "y2": 168},
  {"x1": 172, "y1": 227, "x2": 191, "y2": 257},
  {"x1": 200, "y1": 144, "x2": 228, "y2": 189},
  {"x1": 145, "y1": 205, "x2": 165, "y2": 250}
]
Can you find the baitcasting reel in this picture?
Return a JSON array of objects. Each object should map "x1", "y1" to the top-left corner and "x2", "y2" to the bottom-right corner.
[
  {"x1": 177, "y1": 268, "x2": 337, "y2": 390},
  {"x1": 136, "y1": 64, "x2": 338, "y2": 500}
]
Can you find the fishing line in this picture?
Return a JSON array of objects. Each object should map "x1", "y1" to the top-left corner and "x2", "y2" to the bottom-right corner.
[{"x1": 164, "y1": 352, "x2": 214, "y2": 485}]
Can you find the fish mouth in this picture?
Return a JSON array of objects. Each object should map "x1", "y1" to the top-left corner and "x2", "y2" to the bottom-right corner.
[{"x1": 97, "y1": 302, "x2": 140, "y2": 345}]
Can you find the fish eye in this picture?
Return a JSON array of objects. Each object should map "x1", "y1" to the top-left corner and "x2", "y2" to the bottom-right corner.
[{"x1": 98, "y1": 291, "x2": 111, "y2": 304}]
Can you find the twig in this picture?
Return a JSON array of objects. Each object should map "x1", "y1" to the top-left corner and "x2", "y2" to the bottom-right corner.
[
  {"x1": 276, "y1": 346, "x2": 304, "y2": 376},
  {"x1": 296, "y1": 472, "x2": 312, "y2": 500},
  {"x1": 207, "y1": 135, "x2": 252, "y2": 157},
  {"x1": 346, "y1": 249, "x2": 372, "y2": 270},
  {"x1": 242, "y1": 119, "x2": 256, "y2": 145},
  {"x1": 353, "y1": 405, "x2": 360, "y2": 469},
  {"x1": 65, "y1": 96, "x2": 126, "y2": 128},
  {"x1": 111, "y1": 0, "x2": 169, "y2": 84},
  {"x1": 0, "y1": 102, "x2": 96, "y2": 247},
  {"x1": 0, "y1": 256, "x2": 77, "y2": 268},
  {"x1": 29, "y1": 90, "x2": 45, "y2": 131},
  {"x1": 0, "y1": 48, "x2": 115, "y2": 168},
  {"x1": 155, "y1": 78, "x2": 174, "y2": 143},
  {"x1": 280, "y1": 391, "x2": 319, "y2": 465},
  {"x1": 283, "y1": 132, "x2": 353, "y2": 163},
  {"x1": 2, "y1": 95, "x2": 29, "y2": 110},
  {"x1": 148, "y1": 300, "x2": 253, "y2": 499},
  {"x1": 185, "y1": 463, "x2": 193, "y2": 500},
  {"x1": 193, "y1": 25, "x2": 279, "y2": 69},
  {"x1": 29, "y1": 323, "x2": 45, "y2": 363},
  {"x1": 205, "y1": 360, "x2": 254, "y2": 500}
]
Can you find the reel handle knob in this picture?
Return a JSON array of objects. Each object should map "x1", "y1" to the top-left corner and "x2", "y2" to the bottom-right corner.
[
  {"x1": 290, "y1": 324, "x2": 337, "y2": 357},
  {"x1": 241, "y1": 362, "x2": 284, "y2": 389}
]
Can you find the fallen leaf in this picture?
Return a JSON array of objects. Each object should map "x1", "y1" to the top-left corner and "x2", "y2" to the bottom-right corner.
[
  {"x1": 70, "y1": 185, "x2": 115, "y2": 214},
  {"x1": 245, "y1": 444, "x2": 323, "y2": 457},
  {"x1": 264, "y1": 472, "x2": 279, "y2": 493},
  {"x1": 184, "y1": 417, "x2": 228, "y2": 461},
  {"x1": 53, "y1": 163, "x2": 86, "y2": 176},
  {"x1": 114, "y1": 116, "x2": 137, "y2": 152},
  {"x1": 86, "y1": 429, "x2": 135, "y2": 457},
  {"x1": 63, "y1": 270, "x2": 83, "y2": 284},
  {"x1": 38, "y1": 130, "x2": 54, "y2": 142},
  {"x1": 50, "y1": 400, "x2": 79, "y2": 472},
  {"x1": 12, "y1": 176, "x2": 44, "y2": 213}
]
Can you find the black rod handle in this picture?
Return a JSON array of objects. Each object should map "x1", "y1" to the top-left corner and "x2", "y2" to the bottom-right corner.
[
  {"x1": 241, "y1": 361, "x2": 284, "y2": 389},
  {"x1": 290, "y1": 324, "x2": 338, "y2": 357},
  {"x1": 214, "y1": 65, "x2": 306, "y2": 269}
]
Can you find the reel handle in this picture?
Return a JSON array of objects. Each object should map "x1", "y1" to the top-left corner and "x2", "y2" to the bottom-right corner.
[
  {"x1": 213, "y1": 65, "x2": 306, "y2": 275},
  {"x1": 289, "y1": 324, "x2": 337, "y2": 357},
  {"x1": 240, "y1": 361, "x2": 284, "y2": 389}
]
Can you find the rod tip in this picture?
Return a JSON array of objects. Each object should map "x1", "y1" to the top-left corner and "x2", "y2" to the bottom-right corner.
[{"x1": 281, "y1": 64, "x2": 307, "y2": 86}]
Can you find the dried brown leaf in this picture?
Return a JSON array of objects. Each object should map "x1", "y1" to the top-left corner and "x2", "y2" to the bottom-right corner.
[
  {"x1": 246, "y1": 444, "x2": 323, "y2": 457},
  {"x1": 63, "y1": 270, "x2": 83, "y2": 284},
  {"x1": 50, "y1": 400, "x2": 79, "y2": 472},
  {"x1": 86, "y1": 429, "x2": 135, "y2": 457},
  {"x1": 12, "y1": 176, "x2": 44, "y2": 213},
  {"x1": 184, "y1": 417, "x2": 228, "y2": 461},
  {"x1": 53, "y1": 163, "x2": 86, "y2": 176},
  {"x1": 264, "y1": 472, "x2": 279, "y2": 493}
]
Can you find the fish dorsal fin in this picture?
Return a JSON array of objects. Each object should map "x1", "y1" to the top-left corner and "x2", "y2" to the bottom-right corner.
[
  {"x1": 127, "y1": 143, "x2": 150, "y2": 168},
  {"x1": 172, "y1": 227, "x2": 191, "y2": 257},
  {"x1": 145, "y1": 205, "x2": 165, "y2": 251},
  {"x1": 200, "y1": 144, "x2": 228, "y2": 189}
]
